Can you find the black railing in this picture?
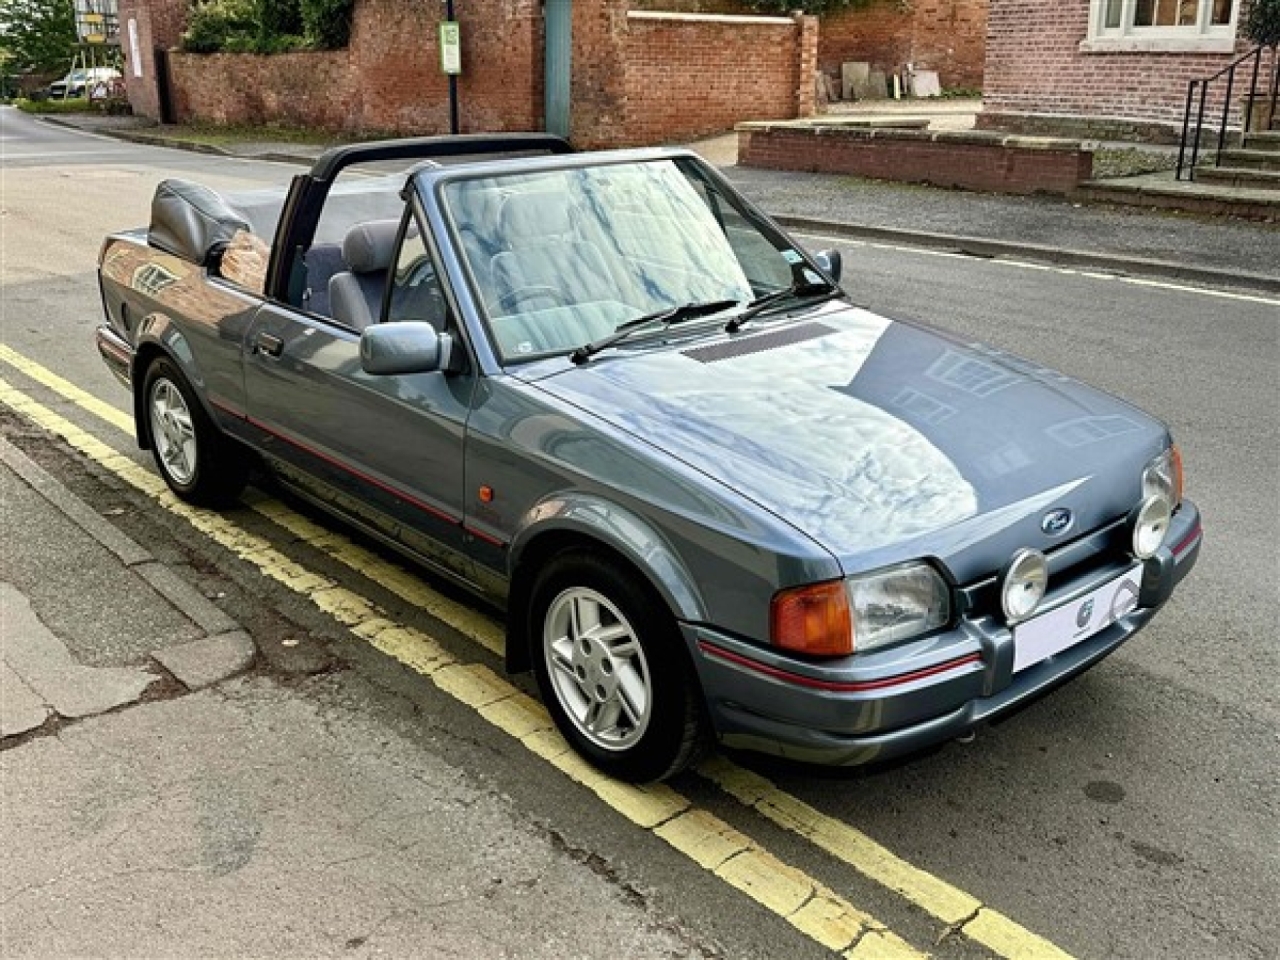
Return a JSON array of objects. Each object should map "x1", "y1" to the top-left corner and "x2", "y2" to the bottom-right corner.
[{"x1": 1177, "y1": 44, "x2": 1278, "y2": 181}]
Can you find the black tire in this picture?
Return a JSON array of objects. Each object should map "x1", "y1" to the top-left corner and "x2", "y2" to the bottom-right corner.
[
  {"x1": 142, "y1": 356, "x2": 249, "y2": 507},
  {"x1": 529, "y1": 550, "x2": 706, "y2": 782}
]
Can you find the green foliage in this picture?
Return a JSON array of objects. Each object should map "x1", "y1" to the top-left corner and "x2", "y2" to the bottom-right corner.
[
  {"x1": 0, "y1": 0, "x2": 77, "y2": 74},
  {"x1": 299, "y1": 0, "x2": 351, "y2": 49},
  {"x1": 259, "y1": 0, "x2": 302, "y2": 38},
  {"x1": 16, "y1": 94, "x2": 90, "y2": 112},
  {"x1": 181, "y1": 0, "x2": 257, "y2": 53},
  {"x1": 1243, "y1": 0, "x2": 1280, "y2": 48},
  {"x1": 180, "y1": 0, "x2": 348, "y2": 52},
  {"x1": 742, "y1": 0, "x2": 876, "y2": 16}
]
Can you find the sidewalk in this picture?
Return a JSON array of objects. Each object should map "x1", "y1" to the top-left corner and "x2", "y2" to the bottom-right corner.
[
  {"x1": 0, "y1": 435, "x2": 255, "y2": 740},
  {"x1": 46, "y1": 113, "x2": 1280, "y2": 289},
  {"x1": 0, "y1": 430, "x2": 704, "y2": 958}
]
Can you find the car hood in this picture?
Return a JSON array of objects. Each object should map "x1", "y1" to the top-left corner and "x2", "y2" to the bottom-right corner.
[{"x1": 526, "y1": 303, "x2": 1168, "y2": 581}]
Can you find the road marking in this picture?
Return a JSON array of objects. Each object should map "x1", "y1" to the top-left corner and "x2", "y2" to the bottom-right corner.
[
  {"x1": 0, "y1": 150, "x2": 139, "y2": 160},
  {"x1": 1, "y1": 344, "x2": 1078, "y2": 958},
  {"x1": 697, "y1": 756, "x2": 1072, "y2": 959},
  {"x1": 0, "y1": 371, "x2": 923, "y2": 960},
  {"x1": 792, "y1": 231, "x2": 1280, "y2": 306}
]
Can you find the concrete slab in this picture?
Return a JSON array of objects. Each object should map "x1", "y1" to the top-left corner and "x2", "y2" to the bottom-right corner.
[
  {"x1": 1, "y1": 582, "x2": 156, "y2": 720},
  {"x1": 1, "y1": 440, "x2": 254, "y2": 692},
  {"x1": 152, "y1": 630, "x2": 255, "y2": 690},
  {"x1": 0, "y1": 662, "x2": 49, "y2": 737},
  {"x1": 0, "y1": 678, "x2": 706, "y2": 958},
  {"x1": 0, "y1": 465, "x2": 202, "y2": 665}
]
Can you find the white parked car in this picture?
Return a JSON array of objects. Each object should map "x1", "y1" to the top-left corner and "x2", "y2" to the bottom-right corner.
[{"x1": 48, "y1": 67, "x2": 121, "y2": 99}]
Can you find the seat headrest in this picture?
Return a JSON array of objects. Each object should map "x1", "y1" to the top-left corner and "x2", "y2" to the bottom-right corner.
[
  {"x1": 342, "y1": 219, "x2": 401, "y2": 274},
  {"x1": 499, "y1": 192, "x2": 573, "y2": 246}
]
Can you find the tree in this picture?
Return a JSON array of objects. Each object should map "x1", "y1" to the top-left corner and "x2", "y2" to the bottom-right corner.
[
  {"x1": 744, "y1": 0, "x2": 874, "y2": 15},
  {"x1": 1242, "y1": 0, "x2": 1280, "y2": 128},
  {"x1": 1243, "y1": 0, "x2": 1280, "y2": 48},
  {"x1": 0, "y1": 0, "x2": 77, "y2": 75}
]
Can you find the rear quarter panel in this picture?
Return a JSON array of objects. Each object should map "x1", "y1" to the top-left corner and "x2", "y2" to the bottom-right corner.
[{"x1": 100, "y1": 235, "x2": 264, "y2": 423}]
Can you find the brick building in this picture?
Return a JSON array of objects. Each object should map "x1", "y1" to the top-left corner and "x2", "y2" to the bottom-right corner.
[
  {"x1": 980, "y1": 0, "x2": 1275, "y2": 140},
  {"x1": 820, "y1": 0, "x2": 988, "y2": 92},
  {"x1": 117, "y1": 0, "x2": 817, "y2": 147}
]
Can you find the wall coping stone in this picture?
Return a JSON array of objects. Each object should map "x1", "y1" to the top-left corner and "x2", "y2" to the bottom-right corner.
[
  {"x1": 627, "y1": 10, "x2": 793, "y2": 25},
  {"x1": 738, "y1": 121, "x2": 1087, "y2": 152}
]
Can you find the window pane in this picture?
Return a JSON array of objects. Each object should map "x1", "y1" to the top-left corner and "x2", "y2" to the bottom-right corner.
[
  {"x1": 1104, "y1": 0, "x2": 1123, "y2": 28},
  {"x1": 1133, "y1": 0, "x2": 1156, "y2": 26},
  {"x1": 386, "y1": 220, "x2": 448, "y2": 328},
  {"x1": 1211, "y1": 0, "x2": 1233, "y2": 24}
]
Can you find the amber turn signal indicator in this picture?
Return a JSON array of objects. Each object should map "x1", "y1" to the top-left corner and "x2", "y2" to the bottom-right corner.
[
  {"x1": 1170, "y1": 444, "x2": 1184, "y2": 505},
  {"x1": 770, "y1": 580, "x2": 853, "y2": 656}
]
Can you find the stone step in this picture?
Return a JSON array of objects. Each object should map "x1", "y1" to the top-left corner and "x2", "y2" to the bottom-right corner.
[
  {"x1": 1215, "y1": 149, "x2": 1280, "y2": 170},
  {"x1": 1242, "y1": 131, "x2": 1280, "y2": 151},
  {"x1": 1079, "y1": 176, "x2": 1280, "y2": 220},
  {"x1": 1195, "y1": 166, "x2": 1280, "y2": 189}
]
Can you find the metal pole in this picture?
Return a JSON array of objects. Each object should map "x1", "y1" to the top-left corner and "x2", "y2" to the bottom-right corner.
[
  {"x1": 1219, "y1": 63, "x2": 1235, "y2": 164},
  {"x1": 446, "y1": 0, "x2": 459, "y2": 135},
  {"x1": 1190, "y1": 82, "x2": 1210, "y2": 176},
  {"x1": 1177, "y1": 81, "x2": 1196, "y2": 179},
  {"x1": 1244, "y1": 46, "x2": 1263, "y2": 136}
]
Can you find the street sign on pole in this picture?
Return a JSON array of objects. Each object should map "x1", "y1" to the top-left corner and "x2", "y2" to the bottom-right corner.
[{"x1": 440, "y1": 8, "x2": 460, "y2": 134}]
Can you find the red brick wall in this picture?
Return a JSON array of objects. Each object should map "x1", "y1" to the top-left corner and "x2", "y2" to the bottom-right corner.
[
  {"x1": 982, "y1": 0, "x2": 1268, "y2": 129},
  {"x1": 162, "y1": 0, "x2": 542, "y2": 134},
  {"x1": 819, "y1": 0, "x2": 987, "y2": 91},
  {"x1": 618, "y1": 12, "x2": 818, "y2": 147},
  {"x1": 132, "y1": 0, "x2": 816, "y2": 146},
  {"x1": 571, "y1": 0, "x2": 631, "y2": 147},
  {"x1": 119, "y1": 0, "x2": 187, "y2": 118},
  {"x1": 739, "y1": 124, "x2": 1092, "y2": 194}
]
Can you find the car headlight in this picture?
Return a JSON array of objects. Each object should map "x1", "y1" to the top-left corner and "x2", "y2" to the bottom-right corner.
[
  {"x1": 1143, "y1": 445, "x2": 1183, "y2": 509},
  {"x1": 1001, "y1": 548, "x2": 1048, "y2": 624},
  {"x1": 1131, "y1": 495, "x2": 1172, "y2": 559},
  {"x1": 770, "y1": 563, "x2": 950, "y2": 657}
]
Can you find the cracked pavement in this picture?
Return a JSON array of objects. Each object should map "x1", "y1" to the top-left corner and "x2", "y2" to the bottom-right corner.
[
  {"x1": 0, "y1": 428, "x2": 717, "y2": 958},
  {"x1": 1, "y1": 677, "x2": 712, "y2": 958}
]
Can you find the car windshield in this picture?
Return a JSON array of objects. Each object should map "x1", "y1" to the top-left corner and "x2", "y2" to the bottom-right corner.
[{"x1": 440, "y1": 157, "x2": 815, "y2": 363}]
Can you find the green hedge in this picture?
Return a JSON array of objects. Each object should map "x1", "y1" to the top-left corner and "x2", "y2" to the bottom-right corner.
[
  {"x1": 16, "y1": 96, "x2": 92, "y2": 113},
  {"x1": 180, "y1": 0, "x2": 350, "y2": 53}
]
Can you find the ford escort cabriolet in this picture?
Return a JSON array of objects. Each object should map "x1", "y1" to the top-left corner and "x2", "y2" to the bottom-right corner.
[{"x1": 95, "y1": 135, "x2": 1202, "y2": 781}]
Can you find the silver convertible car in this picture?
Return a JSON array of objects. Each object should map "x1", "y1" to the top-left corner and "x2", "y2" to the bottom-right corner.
[{"x1": 95, "y1": 135, "x2": 1202, "y2": 781}]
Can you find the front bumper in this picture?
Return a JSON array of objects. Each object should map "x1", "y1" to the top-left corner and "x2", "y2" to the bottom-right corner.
[{"x1": 686, "y1": 499, "x2": 1202, "y2": 767}]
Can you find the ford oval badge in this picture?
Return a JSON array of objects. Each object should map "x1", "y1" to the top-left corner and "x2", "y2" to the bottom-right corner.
[{"x1": 1042, "y1": 507, "x2": 1074, "y2": 537}]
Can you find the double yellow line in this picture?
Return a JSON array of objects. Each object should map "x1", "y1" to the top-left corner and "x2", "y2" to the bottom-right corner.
[{"x1": 0, "y1": 342, "x2": 1072, "y2": 959}]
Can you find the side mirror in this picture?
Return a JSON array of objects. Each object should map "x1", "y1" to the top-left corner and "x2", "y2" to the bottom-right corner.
[
  {"x1": 360, "y1": 322, "x2": 454, "y2": 376},
  {"x1": 812, "y1": 249, "x2": 843, "y2": 284}
]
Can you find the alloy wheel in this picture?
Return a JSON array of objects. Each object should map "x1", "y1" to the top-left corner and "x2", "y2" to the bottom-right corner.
[
  {"x1": 543, "y1": 586, "x2": 653, "y2": 751},
  {"x1": 149, "y1": 377, "x2": 198, "y2": 487}
]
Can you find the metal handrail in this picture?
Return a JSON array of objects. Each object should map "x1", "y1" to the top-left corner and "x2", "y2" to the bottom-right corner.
[{"x1": 1176, "y1": 44, "x2": 1276, "y2": 181}]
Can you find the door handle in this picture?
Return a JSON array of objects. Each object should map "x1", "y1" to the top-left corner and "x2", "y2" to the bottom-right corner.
[{"x1": 254, "y1": 332, "x2": 284, "y2": 358}]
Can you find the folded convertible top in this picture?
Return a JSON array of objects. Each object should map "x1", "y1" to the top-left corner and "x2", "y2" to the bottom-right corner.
[{"x1": 148, "y1": 179, "x2": 249, "y2": 266}]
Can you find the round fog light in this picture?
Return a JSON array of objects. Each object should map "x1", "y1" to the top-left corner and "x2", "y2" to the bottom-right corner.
[
  {"x1": 1001, "y1": 548, "x2": 1048, "y2": 624},
  {"x1": 1131, "y1": 495, "x2": 1172, "y2": 559}
]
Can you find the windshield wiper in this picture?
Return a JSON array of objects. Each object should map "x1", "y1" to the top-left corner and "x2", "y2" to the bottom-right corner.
[
  {"x1": 723, "y1": 279, "x2": 841, "y2": 334},
  {"x1": 570, "y1": 299, "x2": 739, "y2": 365}
]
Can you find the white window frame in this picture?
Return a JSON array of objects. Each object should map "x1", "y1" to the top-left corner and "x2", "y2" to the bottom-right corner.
[{"x1": 1081, "y1": 0, "x2": 1239, "y2": 53}]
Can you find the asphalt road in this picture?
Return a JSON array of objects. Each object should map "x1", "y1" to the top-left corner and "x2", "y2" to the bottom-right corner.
[{"x1": 2, "y1": 107, "x2": 1277, "y2": 959}]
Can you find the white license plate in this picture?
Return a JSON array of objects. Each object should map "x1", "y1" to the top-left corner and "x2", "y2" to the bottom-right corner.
[{"x1": 1012, "y1": 564, "x2": 1143, "y2": 673}]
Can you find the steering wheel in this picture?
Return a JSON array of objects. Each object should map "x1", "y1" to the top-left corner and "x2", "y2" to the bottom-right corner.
[{"x1": 496, "y1": 285, "x2": 571, "y2": 313}]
